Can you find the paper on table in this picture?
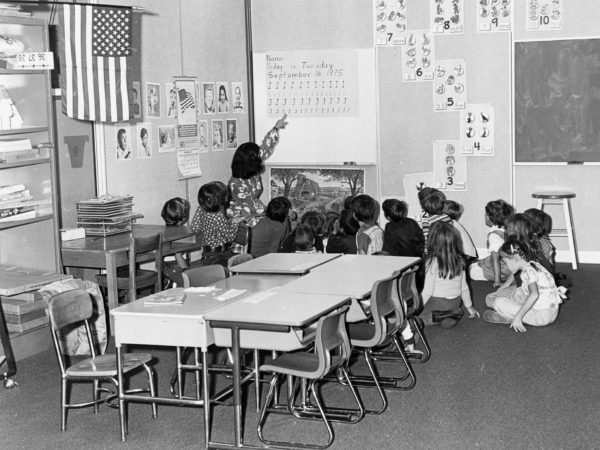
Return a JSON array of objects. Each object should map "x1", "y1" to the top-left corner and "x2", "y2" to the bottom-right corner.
[
  {"x1": 185, "y1": 286, "x2": 218, "y2": 294},
  {"x1": 215, "y1": 289, "x2": 247, "y2": 301}
]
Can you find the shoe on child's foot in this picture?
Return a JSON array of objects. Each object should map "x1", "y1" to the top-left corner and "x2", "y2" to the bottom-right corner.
[
  {"x1": 482, "y1": 310, "x2": 511, "y2": 324},
  {"x1": 440, "y1": 317, "x2": 459, "y2": 328}
]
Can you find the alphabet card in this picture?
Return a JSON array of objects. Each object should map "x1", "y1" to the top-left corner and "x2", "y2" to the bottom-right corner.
[
  {"x1": 477, "y1": 0, "x2": 512, "y2": 32},
  {"x1": 526, "y1": 0, "x2": 562, "y2": 31},
  {"x1": 433, "y1": 59, "x2": 466, "y2": 112},
  {"x1": 433, "y1": 140, "x2": 466, "y2": 191},
  {"x1": 431, "y1": 0, "x2": 464, "y2": 34},
  {"x1": 460, "y1": 104, "x2": 494, "y2": 156},
  {"x1": 373, "y1": 0, "x2": 408, "y2": 46},
  {"x1": 402, "y1": 30, "x2": 434, "y2": 82}
]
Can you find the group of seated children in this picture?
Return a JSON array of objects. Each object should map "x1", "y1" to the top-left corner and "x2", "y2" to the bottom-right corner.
[{"x1": 161, "y1": 183, "x2": 566, "y2": 335}]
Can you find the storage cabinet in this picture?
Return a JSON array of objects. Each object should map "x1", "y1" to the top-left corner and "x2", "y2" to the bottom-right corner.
[{"x1": 0, "y1": 16, "x2": 59, "y2": 361}]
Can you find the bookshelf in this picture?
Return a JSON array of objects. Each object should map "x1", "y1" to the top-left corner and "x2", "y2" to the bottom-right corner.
[{"x1": 0, "y1": 15, "x2": 59, "y2": 361}]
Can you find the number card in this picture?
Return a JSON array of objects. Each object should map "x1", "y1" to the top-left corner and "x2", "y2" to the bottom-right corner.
[
  {"x1": 402, "y1": 31, "x2": 434, "y2": 82},
  {"x1": 477, "y1": 0, "x2": 512, "y2": 32},
  {"x1": 460, "y1": 104, "x2": 494, "y2": 156},
  {"x1": 177, "y1": 148, "x2": 202, "y2": 179},
  {"x1": 265, "y1": 50, "x2": 359, "y2": 117},
  {"x1": 431, "y1": 0, "x2": 464, "y2": 34},
  {"x1": 373, "y1": 0, "x2": 408, "y2": 46},
  {"x1": 12, "y1": 52, "x2": 54, "y2": 70},
  {"x1": 433, "y1": 59, "x2": 466, "y2": 112},
  {"x1": 526, "y1": 0, "x2": 562, "y2": 31},
  {"x1": 433, "y1": 140, "x2": 466, "y2": 191}
]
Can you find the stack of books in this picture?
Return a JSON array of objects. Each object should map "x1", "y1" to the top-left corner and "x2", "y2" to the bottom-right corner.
[
  {"x1": 0, "y1": 184, "x2": 35, "y2": 223},
  {"x1": 0, "y1": 265, "x2": 71, "y2": 333},
  {"x1": 0, "y1": 4, "x2": 32, "y2": 18},
  {"x1": 76, "y1": 194, "x2": 143, "y2": 236},
  {"x1": 0, "y1": 138, "x2": 38, "y2": 164}
]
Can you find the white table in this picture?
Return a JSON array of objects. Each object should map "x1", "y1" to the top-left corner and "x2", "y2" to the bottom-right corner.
[
  {"x1": 206, "y1": 291, "x2": 350, "y2": 448},
  {"x1": 227, "y1": 252, "x2": 342, "y2": 275},
  {"x1": 313, "y1": 254, "x2": 421, "y2": 277}
]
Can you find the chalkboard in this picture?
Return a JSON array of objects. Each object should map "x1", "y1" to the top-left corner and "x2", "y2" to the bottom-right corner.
[
  {"x1": 253, "y1": 48, "x2": 377, "y2": 165},
  {"x1": 514, "y1": 38, "x2": 600, "y2": 163}
]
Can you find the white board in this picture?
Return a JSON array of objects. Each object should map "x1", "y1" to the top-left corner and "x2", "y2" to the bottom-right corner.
[{"x1": 253, "y1": 48, "x2": 377, "y2": 165}]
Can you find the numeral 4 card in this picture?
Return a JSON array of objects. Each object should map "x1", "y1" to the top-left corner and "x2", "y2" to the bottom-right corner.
[
  {"x1": 433, "y1": 59, "x2": 466, "y2": 112},
  {"x1": 374, "y1": 0, "x2": 408, "y2": 46},
  {"x1": 433, "y1": 140, "x2": 466, "y2": 191},
  {"x1": 402, "y1": 30, "x2": 434, "y2": 82},
  {"x1": 460, "y1": 104, "x2": 494, "y2": 156}
]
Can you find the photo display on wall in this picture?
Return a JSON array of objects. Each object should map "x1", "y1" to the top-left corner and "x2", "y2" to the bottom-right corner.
[
  {"x1": 460, "y1": 104, "x2": 494, "y2": 156},
  {"x1": 402, "y1": 30, "x2": 434, "y2": 82},
  {"x1": 526, "y1": 0, "x2": 562, "y2": 31},
  {"x1": 373, "y1": 0, "x2": 408, "y2": 46},
  {"x1": 433, "y1": 59, "x2": 466, "y2": 112},
  {"x1": 477, "y1": 0, "x2": 512, "y2": 32},
  {"x1": 264, "y1": 50, "x2": 359, "y2": 117},
  {"x1": 433, "y1": 140, "x2": 466, "y2": 191},
  {"x1": 430, "y1": 0, "x2": 464, "y2": 34}
]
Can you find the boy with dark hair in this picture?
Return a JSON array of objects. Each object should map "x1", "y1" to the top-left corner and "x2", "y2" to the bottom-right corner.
[
  {"x1": 352, "y1": 194, "x2": 383, "y2": 255},
  {"x1": 250, "y1": 196, "x2": 291, "y2": 258}
]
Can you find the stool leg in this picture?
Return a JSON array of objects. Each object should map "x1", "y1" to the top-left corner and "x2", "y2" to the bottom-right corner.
[
  {"x1": 564, "y1": 199, "x2": 578, "y2": 270},
  {"x1": 537, "y1": 198, "x2": 543, "y2": 210}
]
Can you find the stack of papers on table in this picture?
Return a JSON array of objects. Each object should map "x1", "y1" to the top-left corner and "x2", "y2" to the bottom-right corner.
[{"x1": 143, "y1": 292, "x2": 186, "y2": 306}]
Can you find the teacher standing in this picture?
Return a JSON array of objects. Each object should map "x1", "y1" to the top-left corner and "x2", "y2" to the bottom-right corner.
[{"x1": 227, "y1": 114, "x2": 289, "y2": 227}]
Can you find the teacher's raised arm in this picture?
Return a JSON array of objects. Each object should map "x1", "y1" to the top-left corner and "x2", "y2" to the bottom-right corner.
[{"x1": 227, "y1": 114, "x2": 289, "y2": 227}]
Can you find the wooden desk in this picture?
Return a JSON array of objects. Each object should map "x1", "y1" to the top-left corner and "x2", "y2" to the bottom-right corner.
[
  {"x1": 61, "y1": 224, "x2": 201, "y2": 312},
  {"x1": 227, "y1": 252, "x2": 341, "y2": 275},
  {"x1": 206, "y1": 291, "x2": 350, "y2": 448},
  {"x1": 111, "y1": 286, "x2": 251, "y2": 446}
]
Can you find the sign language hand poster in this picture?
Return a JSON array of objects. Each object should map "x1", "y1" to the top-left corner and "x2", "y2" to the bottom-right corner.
[
  {"x1": 478, "y1": 0, "x2": 512, "y2": 32},
  {"x1": 460, "y1": 104, "x2": 494, "y2": 156},
  {"x1": 526, "y1": 0, "x2": 562, "y2": 31},
  {"x1": 433, "y1": 140, "x2": 466, "y2": 191},
  {"x1": 433, "y1": 59, "x2": 466, "y2": 112},
  {"x1": 431, "y1": 0, "x2": 464, "y2": 34},
  {"x1": 374, "y1": 0, "x2": 408, "y2": 46},
  {"x1": 402, "y1": 30, "x2": 434, "y2": 82}
]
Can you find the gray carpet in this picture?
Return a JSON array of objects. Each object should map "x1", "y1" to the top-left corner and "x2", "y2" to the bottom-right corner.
[{"x1": 1, "y1": 263, "x2": 598, "y2": 449}]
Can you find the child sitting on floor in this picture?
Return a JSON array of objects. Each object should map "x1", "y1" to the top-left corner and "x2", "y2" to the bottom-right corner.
[
  {"x1": 443, "y1": 199, "x2": 478, "y2": 265},
  {"x1": 483, "y1": 238, "x2": 565, "y2": 332},
  {"x1": 294, "y1": 224, "x2": 320, "y2": 254},
  {"x1": 326, "y1": 209, "x2": 359, "y2": 254},
  {"x1": 419, "y1": 221, "x2": 479, "y2": 328},
  {"x1": 352, "y1": 194, "x2": 384, "y2": 255},
  {"x1": 250, "y1": 196, "x2": 290, "y2": 258},
  {"x1": 469, "y1": 199, "x2": 514, "y2": 286}
]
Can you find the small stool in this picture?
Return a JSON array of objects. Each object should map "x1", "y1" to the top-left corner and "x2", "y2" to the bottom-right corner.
[{"x1": 532, "y1": 191, "x2": 578, "y2": 270}]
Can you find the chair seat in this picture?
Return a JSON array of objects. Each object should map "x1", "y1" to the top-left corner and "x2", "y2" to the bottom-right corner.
[
  {"x1": 347, "y1": 322, "x2": 377, "y2": 344},
  {"x1": 67, "y1": 352, "x2": 153, "y2": 378},
  {"x1": 260, "y1": 353, "x2": 346, "y2": 379},
  {"x1": 532, "y1": 191, "x2": 575, "y2": 199}
]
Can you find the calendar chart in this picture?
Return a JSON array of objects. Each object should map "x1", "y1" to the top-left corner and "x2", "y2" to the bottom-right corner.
[{"x1": 264, "y1": 50, "x2": 359, "y2": 117}]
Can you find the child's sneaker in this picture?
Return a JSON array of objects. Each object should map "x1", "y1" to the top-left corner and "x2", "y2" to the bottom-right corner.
[{"x1": 482, "y1": 310, "x2": 511, "y2": 324}]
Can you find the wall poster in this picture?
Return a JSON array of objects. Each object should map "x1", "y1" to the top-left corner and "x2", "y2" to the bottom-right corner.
[
  {"x1": 526, "y1": 0, "x2": 562, "y2": 31},
  {"x1": 460, "y1": 104, "x2": 494, "y2": 156},
  {"x1": 433, "y1": 140, "x2": 466, "y2": 191},
  {"x1": 374, "y1": 0, "x2": 408, "y2": 46},
  {"x1": 433, "y1": 59, "x2": 466, "y2": 112},
  {"x1": 431, "y1": 0, "x2": 464, "y2": 34},
  {"x1": 402, "y1": 30, "x2": 434, "y2": 82},
  {"x1": 477, "y1": 0, "x2": 512, "y2": 32}
]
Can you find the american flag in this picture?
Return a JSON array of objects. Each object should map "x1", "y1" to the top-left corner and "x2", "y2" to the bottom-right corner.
[
  {"x1": 59, "y1": 5, "x2": 132, "y2": 123},
  {"x1": 178, "y1": 88, "x2": 196, "y2": 114}
]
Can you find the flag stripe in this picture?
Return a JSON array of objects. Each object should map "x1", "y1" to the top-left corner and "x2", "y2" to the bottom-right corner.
[{"x1": 60, "y1": 4, "x2": 131, "y2": 123}]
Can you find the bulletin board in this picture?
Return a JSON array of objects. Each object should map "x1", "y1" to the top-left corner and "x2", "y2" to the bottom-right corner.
[
  {"x1": 514, "y1": 38, "x2": 600, "y2": 163},
  {"x1": 253, "y1": 48, "x2": 377, "y2": 165}
]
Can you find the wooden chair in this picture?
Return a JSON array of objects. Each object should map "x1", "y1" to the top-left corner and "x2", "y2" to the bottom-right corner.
[
  {"x1": 47, "y1": 289, "x2": 156, "y2": 439},
  {"x1": 96, "y1": 233, "x2": 163, "y2": 303},
  {"x1": 257, "y1": 305, "x2": 364, "y2": 449},
  {"x1": 227, "y1": 252, "x2": 253, "y2": 269}
]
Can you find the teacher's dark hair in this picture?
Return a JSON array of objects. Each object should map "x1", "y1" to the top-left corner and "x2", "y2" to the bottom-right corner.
[{"x1": 231, "y1": 142, "x2": 263, "y2": 179}]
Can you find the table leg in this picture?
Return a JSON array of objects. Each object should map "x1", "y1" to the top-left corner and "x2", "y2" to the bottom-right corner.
[
  {"x1": 202, "y1": 349, "x2": 211, "y2": 448},
  {"x1": 232, "y1": 326, "x2": 243, "y2": 447},
  {"x1": 105, "y1": 254, "x2": 119, "y2": 311},
  {"x1": 116, "y1": 345, "x2": 127, "y2": 442}
]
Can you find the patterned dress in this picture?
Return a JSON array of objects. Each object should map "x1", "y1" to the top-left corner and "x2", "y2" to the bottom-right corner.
[{"x1": 227, "y1": 127, "x2": 279, "y2": 227}]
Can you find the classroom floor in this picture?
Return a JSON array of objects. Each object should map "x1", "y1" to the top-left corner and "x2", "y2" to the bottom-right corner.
[{"x1": 1, "y1": 262, "x2": 599, "y2": 449}]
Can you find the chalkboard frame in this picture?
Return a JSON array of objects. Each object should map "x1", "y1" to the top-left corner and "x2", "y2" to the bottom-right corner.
[{"x1": 514, "y1": 37, "x2": 600, "y2": 165}]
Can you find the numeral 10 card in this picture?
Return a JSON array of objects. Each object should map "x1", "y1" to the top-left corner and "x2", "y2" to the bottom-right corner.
[
  {"x1": 460, "y1": 104, "x2": 494, "y2": 156},
  {"x1": 433, "y1": 140, "x2": 466, "y2": 191},
  {"x1": 526, "y1": 0, "x2": 562, "y2": 31},
  {"x1": 402, "y1": 30, "x2": 434, "y2": 82},
  {"x1": 433, "y1": 59, "x2": 466, "y2": 112}
]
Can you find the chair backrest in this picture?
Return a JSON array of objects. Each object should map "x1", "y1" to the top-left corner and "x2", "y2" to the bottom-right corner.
[
  {"x1": 128, "y1": 233, "x2": 163, "y2": 301},
  {"x1": 227, "y1": 252, "x2": 253, "y2": 268},
  {"x1": 48, "y1": 289, "x2": 96, "y2": 374},
  {"x1": 313, "y1": 305, "x2": 350, "y2": 378},
  {"x1": 360, "y1": 275, "x2": 404, "y2": 348},
  {"x1": 182, "y1": 264, "x2": 228, "y2": 288},
  {"x1": 396, "y1": 266, "x2": 421, "y2": 317}
]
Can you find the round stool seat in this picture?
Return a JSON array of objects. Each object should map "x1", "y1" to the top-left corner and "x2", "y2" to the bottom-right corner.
[{"x1": 532, "y1": 191, "x2": 575, "y2": 200}]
